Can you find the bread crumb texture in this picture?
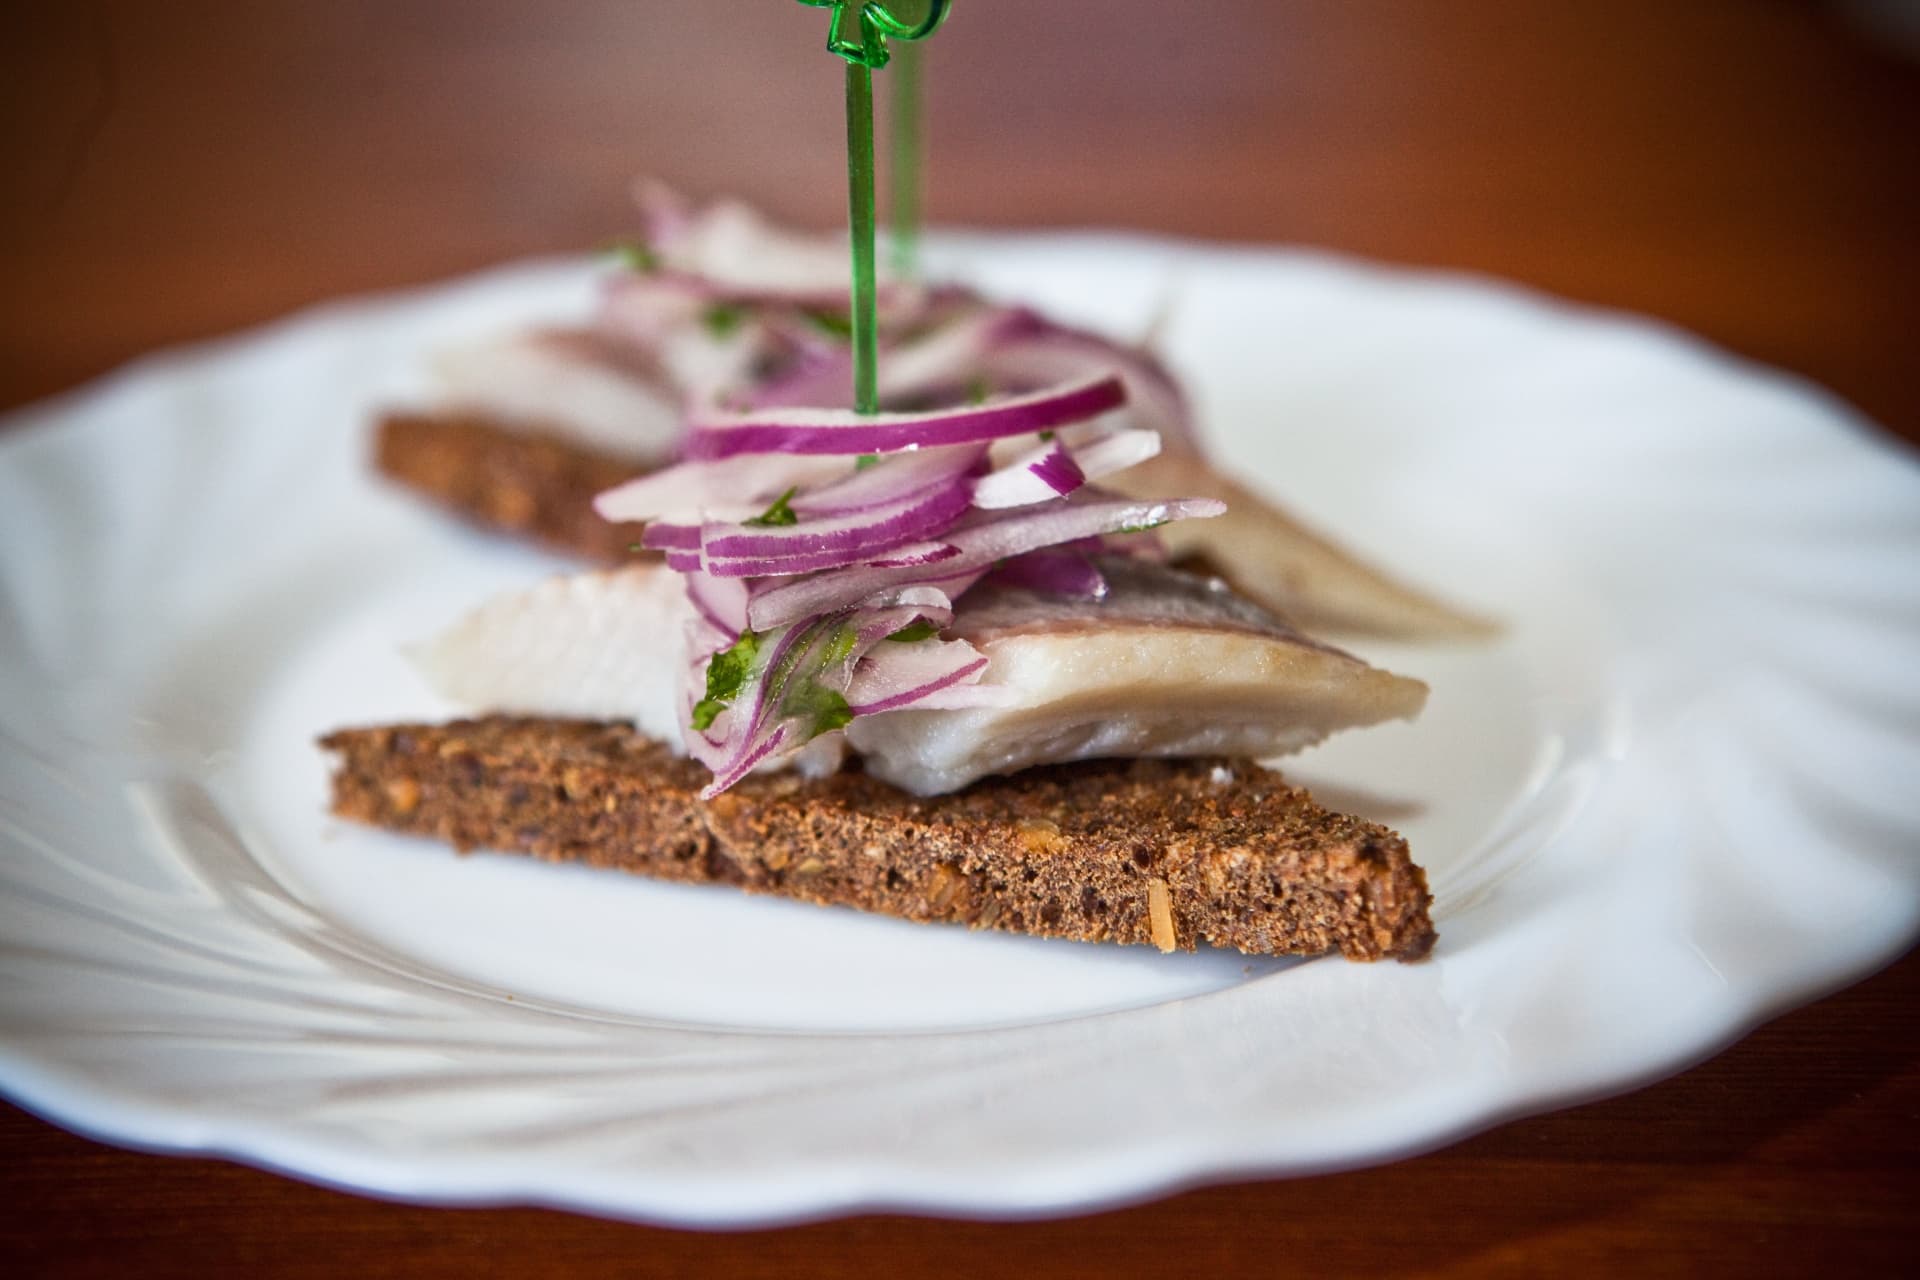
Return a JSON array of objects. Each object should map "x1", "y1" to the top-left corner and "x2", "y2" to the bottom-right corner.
[{"x1": 320, "y1": 717, "x2": 1436, "y2": 962}]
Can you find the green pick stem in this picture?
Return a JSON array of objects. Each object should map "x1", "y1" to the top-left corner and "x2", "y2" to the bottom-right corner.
[
  {"x1": 844, "y1": 59, "x2": 879, "y2": 416},
  {"x1": 889, "y1": 40, "x2": 923, "y2": 278}
]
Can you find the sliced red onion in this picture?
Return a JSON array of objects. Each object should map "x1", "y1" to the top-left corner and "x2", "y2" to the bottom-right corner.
[
  {"x1": 845, "y1": 641, "x2": 989, "y2": 716},
  {"x1": 688, "y1": 473, "x2": 974, "y2": 579},
  {"x1": 683, "y1": 612, "x2": 820, "y2": 776},
  {"x1": 638, "y1": 522, "x2": 699, "y2": 551},
  {"x1": 745, "y1": 493, "x2": 1225, "y2": 631},
  {"x1": 1095, "y1": 529, "x2": 1174, "y2": 562},
  {"x1": 1068, "y1": 427, "x2": 1162, "y2": 482},
  {"x1": 594, "y1": 453, "x2": 846, "y2": 525},
  {"x1": 685, "y1": 571, "x2": 749, "y2": 639},
  {"x1": 858, "y1": 584, "x2": 956, "y2": 629},
  {"x1": 972, "y1": 437, "x2": 1087, "y2": 509},
  {"x1": 697, "y1": 723, "x2": 790, "y2": 798},
  {"x1": 984, "y1": 549, "x2": 1109, "y2": 599},
  {"x1": 1028, "y1": 444, "x2": 1085, "y2": 495},
  {"x1": 596, "y1": 272, "x2": 710, "y2": 344},
  {"x1": 687, "y1": 598, "x2": 980, "y2": 798},
  {"x1": 641, "y1": 193, "x2": 869, "y2": 303},
  {"x1": 906, "y1": 680, "x2": 1020, "y2": 711},
  {"x1": 683, "y1": 374, "x2": 1125, "y2": 460},
  {"x1": 632, "y1": 179, "x2": 695, "y2": 254},
  {"x1": 980, "y1": 309, "x2": 1197, "y2": 449},
  {"x1": 702, "y1": 481, "x2": 972, "y2": 560},
  {"x1": 867, "y1": 305, "x2": 1007, "y2": 400},
  {"x1": 743, "y1": 345, "x2": 856, "y2": 410},
  {"x1": 787, "y1": 444, "x2": 984, "y2": 517},
  {"x1": 855, "y1": 541, "x2": 963, "y2": 570},
  {"x1": 703, "y1": 542, "x2": 968, "y2": 580},
  {"x1": 838, "y1": 566, "x2": 989, "y2": 614}
]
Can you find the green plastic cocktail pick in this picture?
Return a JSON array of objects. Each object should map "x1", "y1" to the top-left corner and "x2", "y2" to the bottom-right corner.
[{"x1": 797, "y1": 1, "x2": 952, "y2": 414}]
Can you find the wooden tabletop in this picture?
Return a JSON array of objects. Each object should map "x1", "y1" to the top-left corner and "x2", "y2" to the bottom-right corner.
[{"x1": 3, "y1": 1, "x2": 1917, "y2": 1274}]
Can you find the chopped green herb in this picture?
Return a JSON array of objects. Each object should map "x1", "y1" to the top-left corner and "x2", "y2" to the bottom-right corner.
[
  {"x1": 854, "y1": 453, "x2": 880, "y2": 471},
  {"x1": 702, "y1": 304, "x2": 746, "y2": 338},
  {"x1": 885, "y1": 620, "x2": 939, "y2": 643},
  {"x1": 601, "y1": 238, "x2": 658, "y2": 272},
  {"x1": 966, "y1": 376, "x2": 991, "y2": 405},
  {"x1": 784, "y1": 681, "x2": 854, "y2": 737},
  {"x1": 691, "y1": 631, "x2": 761, "y2": 731},
  {"x1": 816, "y1": 624, "x2": 860, "y2": 667},
  {"x1": 1116, "y1": 517, "x2": 1170, "y2": 535},
  {"x1": 1038, "y1": 429, "x2": 1056, "y2": 442},
  {"x1": 803, "y1": 308, "x2": 855, "y2": 338},
  {"x1": 743, "y1": 487, "x2": 800, "y2": 527}
]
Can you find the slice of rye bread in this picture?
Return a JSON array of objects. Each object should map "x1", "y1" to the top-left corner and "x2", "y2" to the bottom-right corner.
[
  {"x1": 375, "y1": 411, "x2": 650, "y2": 561},
  {"x1": 321, "y1": 717, "x2": 1436, "y2": 962}
]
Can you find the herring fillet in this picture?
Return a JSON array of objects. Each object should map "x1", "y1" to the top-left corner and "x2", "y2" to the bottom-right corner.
[
  {"x1": 846, "y1": 556, "x2": 1428, "y2": 793},
  {"x1": 1104, "y1": 450, "x2": 1497, "y2": 641},
  {"x1": 414, "y1": 565, "x2": 691, "y2": 743},
  {"x1": 430, "y1": 329, "x2": 684, "y2": 463},
  {"x1": 415, "y1": 559, "x2": 1427, "y2": 797}
]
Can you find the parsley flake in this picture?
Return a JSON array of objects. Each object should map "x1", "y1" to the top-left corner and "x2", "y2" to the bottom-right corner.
[
  {"x1": 1116, "y1": 517, "x2": 1170, "y2": 535},
  {"x1": 803, "y1": 308, "x2": 854, "y2": 338},
  {"x1": 691, "y1": 631, "x2": 760, "y2": 731},
  {"x1": 601, "y1": 239, "x2": 658, "y2": 272},
  {"x1": 702, "y1": 304, "x2": 746, "y2": 338},
  {"x1": 743, "y1": 487, "x2": 800, "y2": 527}
]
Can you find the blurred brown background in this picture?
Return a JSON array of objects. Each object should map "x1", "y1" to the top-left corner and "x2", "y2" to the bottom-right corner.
[
  {"x1": 2, "y1": 2, "x2": 1918, "y2": 1275},
  {"x1": 3, "y1": 0, "x2": 1918, "y2": 433}
]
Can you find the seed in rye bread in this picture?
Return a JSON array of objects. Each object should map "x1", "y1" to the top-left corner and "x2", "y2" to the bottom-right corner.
[
  {"x1": 487, "y1": 484, "x2": 537, "y2": 528},
  {"x1": 1014, "y1": 817, "x2": 1065, "y2": 853},
  {"x1": 383, "y1": 777, "x2": 421, "y2": 816},
  {"x1": 927, "y1": 862, "x2": 970, "y2": 915},
  {"x1": 1147, "y1": 878, "x2": 1176, "y2": 952}
]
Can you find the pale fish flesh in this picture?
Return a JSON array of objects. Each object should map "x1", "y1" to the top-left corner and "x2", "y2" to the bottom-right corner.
[{"x1": 846, "y1": 556, "x2": 1428, "y2": 793}]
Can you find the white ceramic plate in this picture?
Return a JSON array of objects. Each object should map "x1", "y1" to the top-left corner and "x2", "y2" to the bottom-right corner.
[{"x1": 3, "y1": 237, "x2": 1918, "y2": 1225}]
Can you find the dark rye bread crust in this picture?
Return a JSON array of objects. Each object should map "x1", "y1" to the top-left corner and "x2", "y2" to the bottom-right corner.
[
  {"x1": 375, "y1": 412, "x2": 649, "y2": 561},
  {"x1": 321, "y1": 717, "x2": 1436, "y2": 962}
]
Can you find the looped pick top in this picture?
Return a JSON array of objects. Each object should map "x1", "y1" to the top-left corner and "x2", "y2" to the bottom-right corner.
[{"x1": 798, "y1": 0, "x2": 951, "y2": 69}]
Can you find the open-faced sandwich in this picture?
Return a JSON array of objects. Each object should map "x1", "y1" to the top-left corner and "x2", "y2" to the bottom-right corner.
[{"x1": 324, "y1": 189, "x2": 1481, "y2": 963}]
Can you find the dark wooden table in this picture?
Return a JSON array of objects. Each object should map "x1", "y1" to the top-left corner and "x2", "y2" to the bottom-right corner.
[{"x1": 3, "y1": 2, "x2": 1917, "y2": 1274}]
